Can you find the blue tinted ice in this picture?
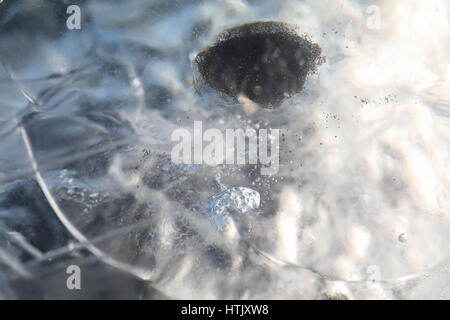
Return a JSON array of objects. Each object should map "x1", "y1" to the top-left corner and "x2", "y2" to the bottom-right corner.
[{"x1": 204, "y1": 187, "x2": 260, "y2": 229}]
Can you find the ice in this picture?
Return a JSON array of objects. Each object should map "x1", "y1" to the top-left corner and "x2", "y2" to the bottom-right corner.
[
  {"x1": 204, "y1": 187, "x2": 260, "y2": 215},
  {"x1": 204, "y1": 187, "x2": 260, "y2": 229},
  {"x1": 0, "y1": 0, "x2": 450, "y2": 300},
  {"x1": 42, "y1": 169, "x2": 110, "y2": 208}
]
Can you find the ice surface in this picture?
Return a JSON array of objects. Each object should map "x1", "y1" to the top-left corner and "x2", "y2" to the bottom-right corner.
[
  {"x1": 204, "y1": 187, "x2": 260, "y2": 229},
  {"x1": 0, "y1": 0, "x2": 449, "y2": 299}
]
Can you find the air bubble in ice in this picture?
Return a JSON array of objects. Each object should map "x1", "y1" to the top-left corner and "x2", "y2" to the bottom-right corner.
[{"x1": 398, "y1": 233, "x2": 407, "y2": 243}]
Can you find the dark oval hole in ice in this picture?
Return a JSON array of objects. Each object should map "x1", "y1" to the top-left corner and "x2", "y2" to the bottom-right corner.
[{"x1": 195, "y1": 21, "x2": 323, "y2": 108}]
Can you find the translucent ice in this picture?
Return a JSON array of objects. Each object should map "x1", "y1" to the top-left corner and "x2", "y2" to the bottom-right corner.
[{"x1": 204, "y1": 187, "x2": 260, "y2": 229}]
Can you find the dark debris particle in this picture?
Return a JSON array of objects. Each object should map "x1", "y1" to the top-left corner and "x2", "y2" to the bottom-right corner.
[{"x1": 195, "y1": 21, "x2": 323, "y2": 108}]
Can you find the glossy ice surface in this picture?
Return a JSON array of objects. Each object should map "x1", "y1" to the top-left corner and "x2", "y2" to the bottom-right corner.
[{"x1": 0, "y1": 0, "x2": 450, "y2": 299}]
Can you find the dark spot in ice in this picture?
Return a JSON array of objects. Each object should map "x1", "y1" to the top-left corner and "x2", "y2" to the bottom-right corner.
[
  {"x1": 195, "y1": 21, "x2": 323, "y2": 108},
  {"x1": 204, "y1": 245, "x2": 232, "y2": 270},
  {"x1": 0, "y1": 180, "x2": 72, "y2": 252}
]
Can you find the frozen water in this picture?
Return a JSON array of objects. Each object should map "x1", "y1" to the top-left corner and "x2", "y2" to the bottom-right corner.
[
  {"x1": 204, "y1": 187, "x2": 260, "y2": 229},
  {"x1": 0, "y1": 0, "x2": 449, "y2": 299},
  {"x1": 204, "y1": 187, "x2": 260, "y2": 216}
]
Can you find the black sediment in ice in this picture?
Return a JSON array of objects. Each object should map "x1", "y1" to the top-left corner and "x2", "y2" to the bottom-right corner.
[{"x1": 195, "y1": 21, "x2": 323, "y2": 108}]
